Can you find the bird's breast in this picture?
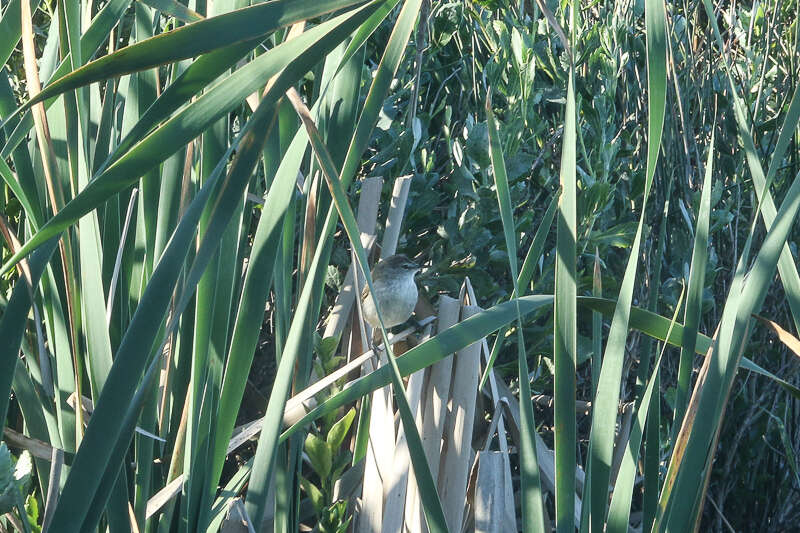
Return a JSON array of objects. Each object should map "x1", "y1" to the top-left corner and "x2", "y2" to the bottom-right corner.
[{"x1": 363, "y1": 277, "x2": 418, "y2": 328}]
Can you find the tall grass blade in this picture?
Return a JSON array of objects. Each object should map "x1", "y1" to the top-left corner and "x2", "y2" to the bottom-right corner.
[
  {"x1": 674, "y1": 135, "x2": 714, "y2": 435},
  {"x1": 582, "y1": 0, "x2": 665, "y2": 528},
  {"x1": 554, "y1": 29, "x2": 577, "y2": 533},
  {"x1": 486, "y1": 92, "x2": 545, "y2": 531},
  {"x1": 606, "y1": 287, "x2": 684, "y2": 532}
]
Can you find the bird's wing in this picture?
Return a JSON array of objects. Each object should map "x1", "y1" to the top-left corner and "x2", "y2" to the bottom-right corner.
[{"x1": 360, "y1": 284, "x2": 369, "y2": 301}]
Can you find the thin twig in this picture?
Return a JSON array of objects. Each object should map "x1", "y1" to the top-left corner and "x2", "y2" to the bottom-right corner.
[
  {"x1": 107, "y1": 188, "x2": 139, "y2": 325},
  {"x1": 41, "y1": 447, "x2": 64, "y2": 532}
]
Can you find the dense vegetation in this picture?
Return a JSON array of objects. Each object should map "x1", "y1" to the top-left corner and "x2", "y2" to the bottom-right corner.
[{"x1": 1, "y1": 0, "x2": 799, "y2": 531}]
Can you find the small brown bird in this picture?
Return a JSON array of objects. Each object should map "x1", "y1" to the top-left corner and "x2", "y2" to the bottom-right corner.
[{"x1": 360, "y1": 254, "x2": 421, "y2": 329}]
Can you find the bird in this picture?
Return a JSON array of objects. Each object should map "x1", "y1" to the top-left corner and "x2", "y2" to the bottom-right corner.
[{"x1": 360, "y1": 254, "x2": 421, "y2": 329}]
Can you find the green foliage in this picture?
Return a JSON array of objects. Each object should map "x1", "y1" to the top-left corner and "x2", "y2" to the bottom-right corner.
[
  {"x1": 0, "y1": 442, "x2": 18, "y2": 514},
  {"x1": 0, "y1": 442, "x2": 33, "y2": 532},
  {"x1": 301, "y1": 408, "x2": 356, "y2": 532},
  {"x1": 24, "y1": 493, "x2": 41, "y2": 533}
]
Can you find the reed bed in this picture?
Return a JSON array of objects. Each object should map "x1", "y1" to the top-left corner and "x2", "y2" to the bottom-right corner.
[{"x1": 1, "y1": 0, "x2": 800, "y2": 532}]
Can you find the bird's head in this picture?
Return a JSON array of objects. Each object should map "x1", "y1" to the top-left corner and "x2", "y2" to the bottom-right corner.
[{"x1": 374, "y1": 254, "x2": 421, "y2": 280}]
